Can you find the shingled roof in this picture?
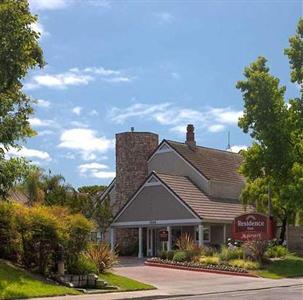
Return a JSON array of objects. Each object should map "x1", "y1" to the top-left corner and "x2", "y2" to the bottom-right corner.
[
  {"x1": 156, "y1": 172, "x2": 252, "y2": 221},
  {"x1": 165, "y1": 140, "x2": 245, "y2": 185}
]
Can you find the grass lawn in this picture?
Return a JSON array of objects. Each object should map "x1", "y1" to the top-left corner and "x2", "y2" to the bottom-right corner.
[
  {"x1": 257, "y1": 255, "x2": 303, "y2": 279},
  {"x1": 0, "y1": 260, "x2": 80, "y2": 300},
  {"x1": 99, "y1": 272, "x2": 155, "y2": 291}
]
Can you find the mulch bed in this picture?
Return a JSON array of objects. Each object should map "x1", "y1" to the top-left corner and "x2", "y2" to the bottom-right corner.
[{"x1": 145, "y1": 259, "x2": 259, "y2": 278}]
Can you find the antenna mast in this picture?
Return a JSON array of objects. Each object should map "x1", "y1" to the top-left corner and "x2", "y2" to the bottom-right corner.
[{"x1": 227, "y1": 131, "x2": 231, "y2": 150}]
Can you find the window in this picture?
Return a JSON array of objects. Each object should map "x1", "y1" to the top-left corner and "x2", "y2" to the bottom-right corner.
[{"x1": 195, "y1": 226, "x2": 211, "y2": 243}]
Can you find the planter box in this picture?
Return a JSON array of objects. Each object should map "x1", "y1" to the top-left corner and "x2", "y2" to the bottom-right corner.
[
  {"x1": 58, "y1": 274, "x2": 99, "y2": 288},
  {"x1": 144, "y1": 261, "x2": 259, "y2": 278}
]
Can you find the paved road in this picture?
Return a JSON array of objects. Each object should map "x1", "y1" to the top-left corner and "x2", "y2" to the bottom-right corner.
[
  {"x1": 33, "y1": 258, "x2": 303, "y2": 300},
  {"x1": 167, "y1": 285, "x2": 303, "y2": 300},
  {"x1": 115, "y1": 261, "x2": 303, "y2": 296}
]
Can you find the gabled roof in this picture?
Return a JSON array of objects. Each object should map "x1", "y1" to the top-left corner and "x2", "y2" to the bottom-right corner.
[
  {"x1": 164, "y1": 140, "x2": 245, "y2": 185},
  {"x1": 156, "y1": 173, "x2": 252, "y2": 221},
  {"x1": 113, "y1": 171, "x2": 253, "y2": 224},
  {"x1": 8, "y1": 189, "x2": 30, "y2": 205}
]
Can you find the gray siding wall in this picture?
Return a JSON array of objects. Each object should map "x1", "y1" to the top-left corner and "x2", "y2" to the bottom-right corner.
[
  {"x1": 210, "y1": 181, "x2": 244, "y2": 200},
  {"x1": 115, "y1": 185, "x2": 196, "y2": 223},
  {"x1": 148, "y1": 151, "x2": 210, "y2": 193}
]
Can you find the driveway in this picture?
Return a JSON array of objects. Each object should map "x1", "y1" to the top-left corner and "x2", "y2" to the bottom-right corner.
[
  {"x1": 33, "y1": 258, "x2": 303, "y2": 300},
  {"x1": 114, "y1": 259, "x2": 303, "y2": 296}
]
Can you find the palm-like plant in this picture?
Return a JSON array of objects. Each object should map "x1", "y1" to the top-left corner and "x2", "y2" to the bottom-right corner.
[{"x1": 22, "y1": 167, "x2": 45, "y2": 205}]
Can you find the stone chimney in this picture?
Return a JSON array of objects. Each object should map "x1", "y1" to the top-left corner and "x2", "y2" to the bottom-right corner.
[{"x1": 185, "y1": 124, "x2": 196, "y2": 149}]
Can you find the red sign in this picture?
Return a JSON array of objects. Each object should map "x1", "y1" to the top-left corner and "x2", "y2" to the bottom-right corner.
[
  {"x1": 159, "y1": 229, "x2": 168, "y2": 242},
  {"x1": 232, "y1": 213, "x2": 275, "y2": 241}
]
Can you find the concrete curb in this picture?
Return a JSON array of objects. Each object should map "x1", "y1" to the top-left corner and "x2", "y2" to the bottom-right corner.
[{"x1": 144, "y1": 262, "x2": 259, "y2": 278}]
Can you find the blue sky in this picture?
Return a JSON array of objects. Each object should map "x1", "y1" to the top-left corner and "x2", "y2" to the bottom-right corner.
[{"x1": 12, "y1": 0, "x2": 302, "y2": 187}]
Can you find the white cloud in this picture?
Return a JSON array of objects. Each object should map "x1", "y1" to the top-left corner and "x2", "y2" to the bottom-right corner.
[
  {"x1": 72, "y1": 106, "x2": 82, "y2": 116},
  {"x1": 208, "y1": 124, "x2": 225, "y2": 133},
  {"x1": 25, "y1": 67, "x2": 132, "y2": 90},
  {"x1": 25, "y1": 72, "x2": 93, "y2": 90},
  {"x1": 228, "y1": 145, "x2": 248, "y2": 153},
  {"x1": 102, "y1": 76, "x2": 133, "y2": 83},
  {"x1": 109, "y1": 103, "x2": 171, "y2": 124},
  {"x1": 29, "y1": 117, "x2": 55, "y2": 127},
  {"x1": 79, "y1": 162, "x2": 109, "y2": 173},
  {"x1": 78, "y1": 162, "x2": 115, "y2": 179},
  {"x1": 30, "y1": 22, "x2": 49, "y2": 38},
  {"x1": 29, "y1": 0, "x2": 112, "y2": 11},
  {"x1": 7, "y1": 146, "x2": 51, "y2": 161},
  {"x1": 58, "y1": 128, "x2": 114, "y2": 160},
  {"x1": 91, "y1": 171, "x2": 116, "y2": 179},
  {"x1": 36, "y1": 99, "x2": 50, "y2": 108},
  {"x1": 170, "y1": 125, "x2": 187, "y2": 134},
  {"x1": 29, "y1": 0, "x2": 69, "y2": 10},
  {"x1": 109, "y1": 102, "x2": 242, "y2": 135},
  {"x1": 90, "y1": 110, "x2": 99, "y2": 116},
  {"x1": 210, "y1": 108, "x2": 243, "y2": 125},
  {"x1": 83, "y1": 67, "x2": 120, "y2": 76},
  {"x1": 155, "y1": 12, "x2": 174, "y2": 24}
]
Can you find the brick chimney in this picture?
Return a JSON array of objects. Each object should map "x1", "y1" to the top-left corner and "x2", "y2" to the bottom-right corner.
[{"x1": 185, "y1": 124, "x2": 196, "y2": 149}]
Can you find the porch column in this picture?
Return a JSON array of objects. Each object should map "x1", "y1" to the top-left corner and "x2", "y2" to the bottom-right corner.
[
  {"x1": 167, "y1": 226, "x2": 172, "y2": 251},
  {"x1": 138, "y1": 227, "x2": 143, "y2": 258},
  {"x1": 198, "y1": 224, "x2": 204, "y2": 247},
  {"x1": 110, "y1": 227, "x2": 115, "y2": 252},
  {"x1": 223, "y1": 224, "x2": 227, "y2": 244}
]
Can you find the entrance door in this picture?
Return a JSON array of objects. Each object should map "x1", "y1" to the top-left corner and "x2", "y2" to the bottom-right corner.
[{"x1": 146, "y1": 228, "x2": 171, "y2": 257}]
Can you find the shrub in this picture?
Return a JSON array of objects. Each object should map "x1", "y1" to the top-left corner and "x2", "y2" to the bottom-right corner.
[
  {"x1": 200, "y1": 246, "x2": 216, "y2": 257},
  {"x1": 243, "y1": 239, "x2": 267, "y2": 263},
  {"x1": 0, "y1": 202, "x2": 21, "y2": 261},
  {"x1": 85, "y1": 242, "x2": 117, "y2": 273},
  {"x1": 176, "y1": 234, "x2": 195, "y2": 251},
  {"x1": 17, "y1": 205, "x2": 62, "y2": 274},
  {"x1": 229, "y1": 259, "x2": 260, "y2": 270},
  {"x1": 167, "y1": 250, "x2": 175, "y2": 260},
  {"x1": 159, "y1": 250, "x2": 167, "y2": 260},
  {"x1": 66, "y1": 213, "x2": 93, "y2": 260},
  {"x1": 13, "y1": 204, "x2": 93, "y2": 275},
  {"x1": 199, "y1": 256, "x2": 220, "y2": 265},
  {"x1": 265, "y1": 245, "x2": 289, "y2": 258},
  {"x1": 185, "y1": 248, "x2": 201, "y2": 262},
  {"x1": 173, "y1": 251, "x2": 187, "y2": 262},
  {"x1": 67, "y1": 254, "x2": 98, "y2": 275},
  {"x1": 219, "y1": 245, "x2": 243, "y2": 261}
]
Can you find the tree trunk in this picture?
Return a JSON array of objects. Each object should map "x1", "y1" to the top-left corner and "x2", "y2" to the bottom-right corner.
[{"x1": 279, "y1": 215, "x2": 287, "y2": 245}]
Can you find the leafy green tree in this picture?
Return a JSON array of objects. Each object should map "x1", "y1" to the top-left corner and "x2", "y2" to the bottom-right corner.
[
  {"x1": 237, "y1": 19, "x2": 303, "y2": 242},
  {"x1": 0, "y1": 0, "x2": 44, "y2": 199},
  {"x1": 78, "y1": 185, "x2": 107, "y2": 196},
  {"x1": 94, "y1": 196, "x2": 113, "y2": 237},
  {"x1": 22, "y1": 166, "x2": 45, "y2": 205},
  {"x1": 42, "y1": 173, "x2": 75, "y2": 206},
  {"x1": 76, "y1": 185, "x2": 107, "y2": 218}
]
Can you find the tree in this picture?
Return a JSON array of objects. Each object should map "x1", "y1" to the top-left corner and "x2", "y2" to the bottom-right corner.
[
  {"x1": 42, "y1": 172, "x2": 75, "y2": 206},
  {"x1": 22, "y1": 166, "x2": 45, "y2": 205},
  {"x1": 0, "y1": 0, "x2": 44, "y2": 199},
  {"x1": 75, "y1": 185, "x2": 107, "y2": 218},
  {"x1": 237, "y1": 19, "x2": 303, "y2": 243},
  {"x1": 78, "y1": 185, "x2": 107, "y2": 197},
  {"x1": 94, "y1": 196, "x2": 113, "y2": 237}
]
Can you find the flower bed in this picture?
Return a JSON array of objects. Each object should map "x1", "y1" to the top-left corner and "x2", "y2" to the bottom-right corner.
[{"x1": 145, "y1": 258, "x2": 258, "y2": 278}]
